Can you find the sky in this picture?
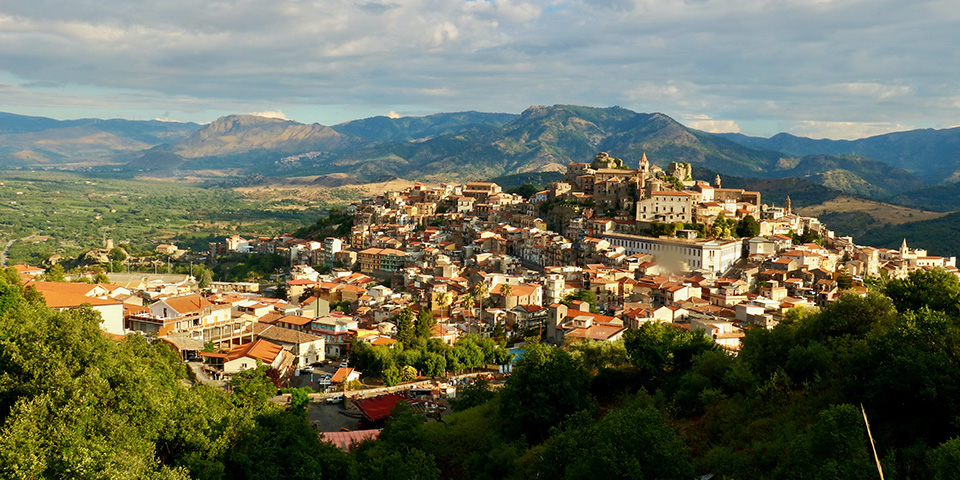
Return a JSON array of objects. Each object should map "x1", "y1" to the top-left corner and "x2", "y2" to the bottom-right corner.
[{"x1": 1, "y1": 0, "x2": 959, "y2": 140}]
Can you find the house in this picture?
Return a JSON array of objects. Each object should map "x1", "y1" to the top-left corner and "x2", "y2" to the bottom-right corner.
[
  {"x1": 331, "y1": 367, "x2": 361, "y2": 384},
  {"x1": 224, "y1": 338, "x2": 291, "y2": 374},
  {"x1": 28, "y1": 281, "x2": 124, "y2": 335},
  {"x1": 254, "y1": 323, "x2": 326, "y2": 366},
  {"x1": 127, "y1": 294, "x2": 252, "y2": 349}
]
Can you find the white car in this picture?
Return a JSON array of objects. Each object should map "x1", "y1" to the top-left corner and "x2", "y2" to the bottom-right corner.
[{"x1": 326, "y1": 394, "x2": 344, "y2": 404}]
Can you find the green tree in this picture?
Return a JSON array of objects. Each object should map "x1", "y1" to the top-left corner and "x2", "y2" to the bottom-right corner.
[
  {"x1": 623, "y1": 321, "x2": 718, "y2": 384},
  {"x1": 885, "y1": 267, "x2": 960, "y2": 315},
  {"x1": 499, "y1": 342, "x2": 594, "y2": 441},
  {"x1": 45, "y1": 263, "x2": 66, "y2": 282},
  {"x1": 736, "y1": 214, "x2": 760, "y2": 237},
  {"x1": 414, "y1": 307, "x2": 437, "y2": 341},
  {"x1": 289, "y1": 388, "x2": 310, "y2": 416},
  {"x1": 776, "y1": 404, "x2": 875, "y2": 480},
  {"x1": 229, "y1": 365, "x2": 276, "y2": 408},
  {"x1": 536, "y1": 398, "x2": 694, "y2": 479},
  {"x1": 394, "y1": 308, "x2": 415, "y2": 346},
  {"x1": 450, "y1": 379, "x2": 496, "y2": 412}
]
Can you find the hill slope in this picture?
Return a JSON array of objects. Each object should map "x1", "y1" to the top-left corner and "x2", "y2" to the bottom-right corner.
[
  {"x1": 0, "y1": 113, "x2": 200, "y2": 168},
  {"x1": 720, "y1": 128, "x2": 960, "y2": 184},
  {"x1": 332, "y1": 111, "x2": 517, "y2": 143}
]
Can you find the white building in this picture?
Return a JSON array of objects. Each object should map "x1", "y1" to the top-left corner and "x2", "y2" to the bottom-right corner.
[{"x1": 603, "y1": 233, "x2": 743, "y2": 274}]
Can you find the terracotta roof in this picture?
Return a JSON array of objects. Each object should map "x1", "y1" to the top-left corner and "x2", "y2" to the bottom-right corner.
[
  {"x1": 278, "y1": 315, "x2": 314, "y2": 326},
  {"x1": 255, "y1": 323, "x2": 322, "y2": 344},
  {"x1": 161, "y1": 294, "x2": 215, "y2": 315},
  {"x1": 331, "y1": 367, "x2": 357, "y2": 383},
  {"x1": 227, "y1": 339, "x2": 284, "y2": 363}
]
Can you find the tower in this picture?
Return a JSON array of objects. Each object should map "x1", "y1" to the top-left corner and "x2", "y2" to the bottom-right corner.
[
  {"x1": 785, "y1": 195, "x2": 792, "y2": 215},
  {"x1": 714, "y1": 174, "x2": 722, "y2": 188},
  {"x1": 900, "y1": 238, "x2": 909, "y2": 257},
  {"x1": 639, "y1": 152, "x2": 650, "y2": 176}
]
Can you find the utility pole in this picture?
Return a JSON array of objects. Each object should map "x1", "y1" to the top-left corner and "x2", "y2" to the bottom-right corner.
[{"x1": 861, "y1": 404, "x2": 885, "y2": 480}]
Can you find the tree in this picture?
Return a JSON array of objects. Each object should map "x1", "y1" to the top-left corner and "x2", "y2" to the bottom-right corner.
[
  {"x1": 776, "y1": 404, "x2": 875, "y2": 480},
  {"x1": 229, "y1": 365, "x2": 276, "y2": 408},
  {"x1": 435, "y1": 291, "x2": 452, "y2": 316},
  {"x1": 394, "y1": 308, "x2": 415, "y2": 346},
  {"x1": 472, "y1": 282, "x2": 489, "y2": 309},
  {"x1": 885, "y1": 268, "x2": 960, "y2": 315},
  {"x1": 289, "y1": 388, "x2": 310, "y2": 415},
  {"x1": 499, "y1": 342, "x2": 594, "y2": 441},
  {"x1": 736, "y1": 214, "x2": 760, "y2": 237},
  {"x1": 623, "y1": 321, "x2": 717, "y2": 384},
  {"x1": 497, "y1": 284, "x2": 513, "y2": 308},
  {"x1": 536, "y1": 398, "x2": 694, "y2": 479},
  {"x1": 415, "y1": 307, "x2": 437, "y2": 341},
  {"x1": 461, "y1": 294, "x2": 475, "y2": 318},
  {"x1": 45, "y1": 263, "x2": 66, "y2": 282},
  {"x1": 450, "y1": 380, "x2": 496, "y2": 412}
]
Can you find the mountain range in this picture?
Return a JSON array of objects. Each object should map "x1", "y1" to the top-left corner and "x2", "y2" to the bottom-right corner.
[{"x1": 0, "y1": 105, "x2": 956, "y2": 204}]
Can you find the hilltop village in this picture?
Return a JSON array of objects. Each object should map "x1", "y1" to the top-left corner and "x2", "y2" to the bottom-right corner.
[{"x1": 13, "y1": 152, "x2": 958, "y2": 388}]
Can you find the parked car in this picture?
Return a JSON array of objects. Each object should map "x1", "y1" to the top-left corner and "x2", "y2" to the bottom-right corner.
[
  {"x1": 326, "y1": 394, "x2": 344, "y2": 404},
  {"x1": 339, "y1": 361, "x2": 349, "y2": 369}
]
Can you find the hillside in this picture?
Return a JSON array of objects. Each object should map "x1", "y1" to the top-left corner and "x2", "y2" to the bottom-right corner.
[
  {"x1": 774, "y1": 154, "x2": 925, "y2": 198},
  {"x1": 857, "y1": 211, "x2": 960, "y2": 256},
  {"x1": 170, "y1": 115, "x2": 360, "y2": 158},
  {"x1": 0, "y1": 113, "x2": 200, "y2": 168},
  {"x1": 332, "y1": 111, "x2": 517, "y2": 143},
  {"x1": 890, "y1": 182, "x2": 960, "y2": 212},
  {"x1": 0, "y1": 106, "x2": 941, "y2": 201},
  {"x1": 720, "y1": 127, "x2": 960, "y2": 184}
]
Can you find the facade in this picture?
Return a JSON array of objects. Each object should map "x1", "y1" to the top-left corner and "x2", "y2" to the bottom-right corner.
[{"x1": 603, "y1": 233, "x2": 743, "y2": 274}]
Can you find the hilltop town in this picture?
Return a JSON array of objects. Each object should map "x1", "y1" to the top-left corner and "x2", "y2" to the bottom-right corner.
[{"x1": 10, "y1": 151, "x2": 956, "y2": 390}]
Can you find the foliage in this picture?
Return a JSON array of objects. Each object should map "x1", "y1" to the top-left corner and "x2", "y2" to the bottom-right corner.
[
  {"x1": 0, "y1": 171, "x2": 314, "y2": 266},
  {"x1": 535, "y1": 397, "x2": 694, "y2": 479},
  {"x1": 499, "y1": 341, "x2": 594, "y2": 442},
  {"x1": 885, "y1": 267, "x2": 960, "y2": 315},
  {"x1": 736, "y1": 214, "x2": 761, "y2": 237},
  {"x1": 450, "y1": 379, "x2": 496, "y2": 412},
  {"x1": 561, "y1": 289, "x2": 599, "y2": 313},
  {"x1": 229, "y1": 364, "x2": 276, "y2": 408}
]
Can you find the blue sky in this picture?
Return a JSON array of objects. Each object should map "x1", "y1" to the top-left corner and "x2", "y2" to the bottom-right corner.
[{"x1": 1, "y1": 0, "x2": 958, "y2": 139}]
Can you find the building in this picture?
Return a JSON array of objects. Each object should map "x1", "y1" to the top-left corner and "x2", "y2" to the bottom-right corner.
[{"x1": 603, "y1": 233, "x2": 743, "y2": 274}]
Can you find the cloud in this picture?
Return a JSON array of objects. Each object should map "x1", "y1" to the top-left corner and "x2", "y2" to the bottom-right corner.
[
  {"x1": 250, "y1": 111, "x2": 288, "y2": 120},
  {"x1": 0, "y1": 0, "x2": 958, "y2": 138},
  {"x1": 685, "y1": 116, "x2": 741, "y2": 134},
  {"x1": 386, "y1": 110, "x2": 401, "y2": 119},
  {"x1": 789, "y1": 120, "x2": 916, "y2": 140}
]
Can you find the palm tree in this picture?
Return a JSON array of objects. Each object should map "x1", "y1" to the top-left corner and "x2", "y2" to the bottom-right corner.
[
  {"x1": 472, "y1": 281, "x2": 489, "y2": 307},
  {"x1": 462, "y1": 293, "x2": 475, "y2": 318},
  {"x1": 436, "y1": 291, "x2": 452, "y2": 317},
  {"x1": 499, "y1": 283, "x2": 513, "y2": 308}
]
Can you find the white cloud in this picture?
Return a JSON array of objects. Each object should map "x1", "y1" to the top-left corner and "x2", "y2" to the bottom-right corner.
[
  {"x1": 686, "y1": 117, "x2": 741, "y2": 134},
  {"x1": 789, "y1": 120, "x2": 916, "y2": 140},
  {"x1": 0, "y1": 0, "x2": 958, "y2": 135},
  {"x1": 249, "y1": 111, "x2": 288, "y2": 120},
  {"x1": 387, "y1": 110, "x2": 401, "y2": 119}
]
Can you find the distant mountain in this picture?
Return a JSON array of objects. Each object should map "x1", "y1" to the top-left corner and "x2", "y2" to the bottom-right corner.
[
  {"x1": 315, "y1": 105, "x2": 785, "y2": 183},
  {"x1": 168, "y1": 115, "x2": 360, "y2": 159},
  {"x1": 858, "y1": 211, "x2": 960, "y2": 257},
  {"x1": 0, "y1": 107, "x2": 932, "y2": 201},
  {"x1": 719, "y1": 127, "x2": 960, "y2": 184},
  {"x1": 0, "y1": 113, "x2": 200, "y2": 168},
  {"x1": 692, "y1": 167, "x2": 845, "y2": 208},
  {"x1": 890, "y1": 182, "x2": 960, "y2": 212},
  {"x1": 332, "y1": 111, "x2": 517, "y2": 143},
  {"x1": 772, "y1": 154, "x2": 924, "y2": 199}
]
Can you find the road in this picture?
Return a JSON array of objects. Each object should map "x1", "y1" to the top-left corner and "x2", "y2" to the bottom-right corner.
[{"x1": 0, "y1": 238, "x2": 16, "y2": 268}]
